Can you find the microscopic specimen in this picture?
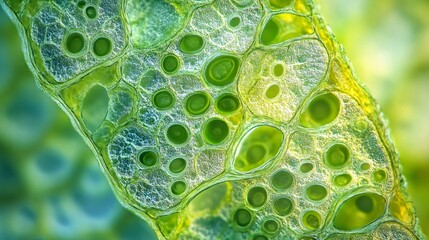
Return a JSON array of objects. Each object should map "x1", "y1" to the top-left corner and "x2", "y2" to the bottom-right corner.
[{"x1": 0, "y1": 0, "x2": 424, "y2": 239}]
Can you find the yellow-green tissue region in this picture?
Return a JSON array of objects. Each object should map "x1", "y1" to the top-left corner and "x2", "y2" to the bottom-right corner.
[{"x1": 0, "y1": 0, "x2": 424, "y2": 239}]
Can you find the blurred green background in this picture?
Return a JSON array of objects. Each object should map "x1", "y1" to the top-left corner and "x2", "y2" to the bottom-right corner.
[{"x1": 1, "y1": 0, "x2": 428, "y2": 238}]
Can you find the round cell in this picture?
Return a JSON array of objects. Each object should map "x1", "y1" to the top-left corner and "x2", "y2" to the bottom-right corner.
[
  {"x1": 179, "y1": 34, "x2": 204, "y2": 54},
  {"x1": 233, "y1": 208, "x2": 253, "y2": 227},
  {"x1": 334, "y1": 174, "x2": 352, "y2": 187},
  {"x1": 85, "y1": 6, "x2": 97, "y2": 19},
  {"x1": 265, "y1": 84, "x2": 280, "y2": 99},
  {"x1": 273, "y1": 63, "x2": 284, "y2": 76},
  {"x1": 216, "y1": 93, "x2": 240, "y2": 114},
  {"x1": 152, "y1": 89, "x2": 175, "y2": 110},
  {"x1": 65, "y1": 32, "x2": 86, "y2": 55},
  {"x1": 185, "y1": 92, "x2": 211, "y2": 116},
  {"x1": 229, "y1": 17, "x2": 241, "y2": 27},
  {"x1": 205, "y1": 55, "x2": 240, "y2": 86},
  {"x1": 302, "y1": 211, "x2": 322, "y2": 230},
  {"x1": 166, "y1": 124, "x2": 189, "y2": 145},
  {"x1": 300, "y1": 163, "x2": 313, "y2": 173},
  {"x1": 271, "y1": 170, "x2": 293, "y2": 190},
  {"x1": 299, "y1": 93, "x2": 341, "y2": 128},
  {"x1": 373, "y1": 169, "x2": 387, "y2": 182},
  {"x1": 203, "y1": 119, "x2": 229, "y2": 144},
  {"x1": 325, "y1": 143, "x2": 350, "y2": 168},
  {"x1": 247, "y1": 186, "x2": 268, "y2": 208},
  {"x1": 360, "y1": 163, "x2": 371, "y2": 171},
  {"x1": 139, "y1": 150, "x2": 157, "y2": 167},
  {"x1": 171, "y1": 181, "x2": 186, "y2": 195},
  {"x1": 306, "y1": 184, "x2": 327, "y2": 201},
  {"x1": 93, "y1": 37, "x2": 112, "y2": 57},
  {"x1": 169, "y1": 158, "x2": 186, "y2": 173},
  {"x1": 77, "y1": 1, "x2": 86, "y2": 8},
  {"x1": 263, "y1": 219, "x2": 279, "y2": 234},
  {"x1": 273, "y1": 197, "x2": 293, "y2": 216},
  {"x1": 253, "y1": 235, "x2": 268, "y2": 240},
  {"x1": 162, "y1": 54, "x2": 180, "y2": 74},
  {"x1": 246, "y1": 144, "x2": 267, "y2": 164}
]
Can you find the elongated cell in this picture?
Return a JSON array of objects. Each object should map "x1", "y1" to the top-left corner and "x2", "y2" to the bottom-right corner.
[{"x1": 2, "y1": 0, "x2": 423, "y2": 239}]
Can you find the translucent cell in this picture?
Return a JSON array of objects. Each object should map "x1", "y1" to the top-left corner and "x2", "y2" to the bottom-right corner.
[
  {"x1": 93, "y1": 37, "x2": 112, "y2": 57},
  {"x1": 202, "y1": 118, "x2": 229, "y2": 145},
  {"x1": 273, "y1": 197, "x2": 293, "y2": 216},
  {"x1": 166, "y1": 124, "x2": 190, "y2": 145},
  {"x1": 169, "y1": 158, "x2": 186, "y2": 173},
  {"x1": 204, "y1": 55, "x2": 240, "y2": 87},
  {"x1": 269, "y1": 0, "x2": 294, "y2": 8},
  {"x1": 260, "y1": 13, "x2": 313, "y2": 45},
  {"x1": 85, "y1": 6, "x2": 97, "y2": 19},
  {"x1": 305, "y1": 184, "x2": 327, "y2": 201},
  {"x1": 162, "y1": 54, "x2": 180, "y2": 74},
  {"x1": 233, "y1": 208, "x2": 253, "y2": 228},
  {"x1": 152, "y1": 89, "x2": 175, "y2": 110},
  {"x1": 300, "y1": 163, "x2": 313, "y2": 173},
  {"x1": 334, "y1": 174, "x2": 352, "y2": 187},
  {"x1": 299, "y1": 93, "x2": 341, "y2": 128},
  {"x1": 271, "y1": 170, "x2": 293, "y2": 190},
  {"x1": 263, "y1": 219, "x2": 279, "y2": 234},
  {"x1": 324, "y1": 143, "x2": 350, "y2": 169},
  {"x1": 302, "y1": 211, "x2": 322, "y2": 230},
  {"x1": 333, "y1": 192, "x2": 386, "y2": 231},
  {"x1": 265, "y1": 84, "x2": 280, "y2": 99},
  {"x1": 171, "y1": 181, "x2": 186, "y2": 195},
  {"x1": 64, "y1": 32, "x2": 86, "y2": 55},
  {"x1": 234, "y1": 126, "x2": 283, "y2": 172},
  {"x1": 247, "y1": 186, "x2": 268, "y2": 208},
  {"x1": 81, "y1": 85, "x2": 109, "y2": 132},
  {"x1": 185, "y1": 92, "x2": 211, "y2": 116},
  {"x1": 179, "y1": 34, "x2": 204, "y2": 54},
  {"x1": 215, "y1": 93, "x2": 240, "y2": 114},
  {"x1": 139, "y1": 150, "x2": 158, "y2": 167}
]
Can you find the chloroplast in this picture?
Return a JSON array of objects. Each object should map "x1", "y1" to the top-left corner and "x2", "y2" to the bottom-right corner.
[
  {"x1": 169, "y1": 158, "x2": 186, "y2": 173},
  {"x1": 93, "y1": 37, "x2": 112, "y2": 57},
  {"x1": 162, "y1": 54, "x2": 180, "y2": 74},
  {"x1": 325, "y1": 143, "x2": 350, "y2": 168},
  {"x1": 233, "y1": 208, "x2": 253, "y2": 228},
  {"x1": 204, "y1": 55, "x2": 240, "y2": 86},
  {"x1": 65, "y1": 32, "x2": 86, "y2": 55},
  {"x1": 273, "y1": 197, "x2": 293, "y2": 216},
  {"x1": 302, "y1": 211, "x2": 322, "y2": 230},
  {"x1": 179, "y1": 34, "x2": 204, "y2": 54},
  {"x1": 139, "y1": 150, "x2": 158, "y2": 167},
  {"x1": 171, "y1": 181, "x2": 186, "y2": 195},
  {"x1": 306, "y1": 184, "x2": 327, "y2": 201},
  {"x1": 85, "y1": 6, "x2": 97, "y2": 19},
  {"x1": 300, "y1": 93, "x2": 341, "y2": 128},
  {"x1": 166, "y1": 124, "x2": 189, "y2": 145},
  {"x1": 271, "y1": 170, "x2": 293, "y2": 190},
  {"x1": 185, "y1": 92, "x2": 211, "y2": 116},
  {"x1": 203, "y1": 118, "x2": 229, "y2": 144},
  {"x1": 247, "y1": 186, "x2": 268, "y2": 208},
  {"x1": 152, "y1": 89, "x2": 175, "y2": 110},
  {"x1": 216, "y1": 93, "x2": 240, "y2": 114},
  {"x1": 263, "y1": 219, "x2": 279, "y2": 234}
]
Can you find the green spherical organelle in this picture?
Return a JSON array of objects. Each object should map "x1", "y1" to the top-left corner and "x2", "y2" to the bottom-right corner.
[
  {"x1": 273, "y1": 197, "x2": 293, "y2": 216},
  {"x1": 77, "y1": 1, "x2": 86, "y2": 8},
  {"x1": 202, "y1": 118, "x2": 229, "y2": 144},
  {"x1": 252, "y1": 235, "x2": 269, "y2": 240},
  {"x1": 300, "y1": 163, "x2": 313, "y2": 173},
  {"x1": 273, "y1": 63, "x2": 284, "y2": 77},
  {"x1": 247, "y1": 186, "x2": 268, "y2": 208},
  {"x1": 334, "y1": 174, "x2": 352, "y2": 187},
  {"x1": 162, "y1": 54, "x2": 180, "y2": 74},
  {"x1": 299, "y1": 93, "x2": 341, "y2": 128},
  {"x1": 93, "y1": 37, "x2": 112, "y2": 57},
  {"x1": 85, "y1": 6, "x2": 97, "y2": 19},
  {"x1": 306, "y1": 184, "x2": 327, "y2": 201},
  {"x1": 373, "y1": 169, "x2": 387, "y2": 182},
  {"x1": 204, "y1": 55, "x2": 240, "y2": 86},
  {"x1": 138, "y1": 150, "x2": 158, "y2": 167},
  {"x1": 302, "y1": 211, "x2": 322, "y2": 231},
  {"x1": 265, "y1": 84, "x2": 280, "y2": 99},
  {"x1": 229, "y1": 16, "x2": 241, "y2": 27},
  {"x1": 263, "y1": 219, "x2": 279, "y2": 234},
  {"x1": 361, "y1": 163, "x2": 371, "y2": 171},
  {"x1": 185, "y1": 92, "x2": 211, "y2": 116},
  {"x1": 152, "y1": 89, "x2": 175, "y2": 110},
  {"x1": 171, "y1": 181, "x2": 187, "y2": 195},
  {"x1": 179, "y1": 34, "x2": 204, "y2": 54},
  {"x1": 166, "y1": 124, "x2": 190, "y2": 145},
  {"x1": 64, "y1": 32, "x2": 86, "y2": 55},
  {"x1": 233, "y1": 208, "x2": 253, "y2": 228},
  {"x1": 169, "y1": 158, "x2": 186, "y2": 173},
  {"x1": 271, "y1": 170, "x2": 293, "y2": 190},
  {"x1": 325, "y1": 143, "x2": 350, "y2": 168},
  {"x1": 215, "y1": 93, "x2": 240, "y2": 114}
]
